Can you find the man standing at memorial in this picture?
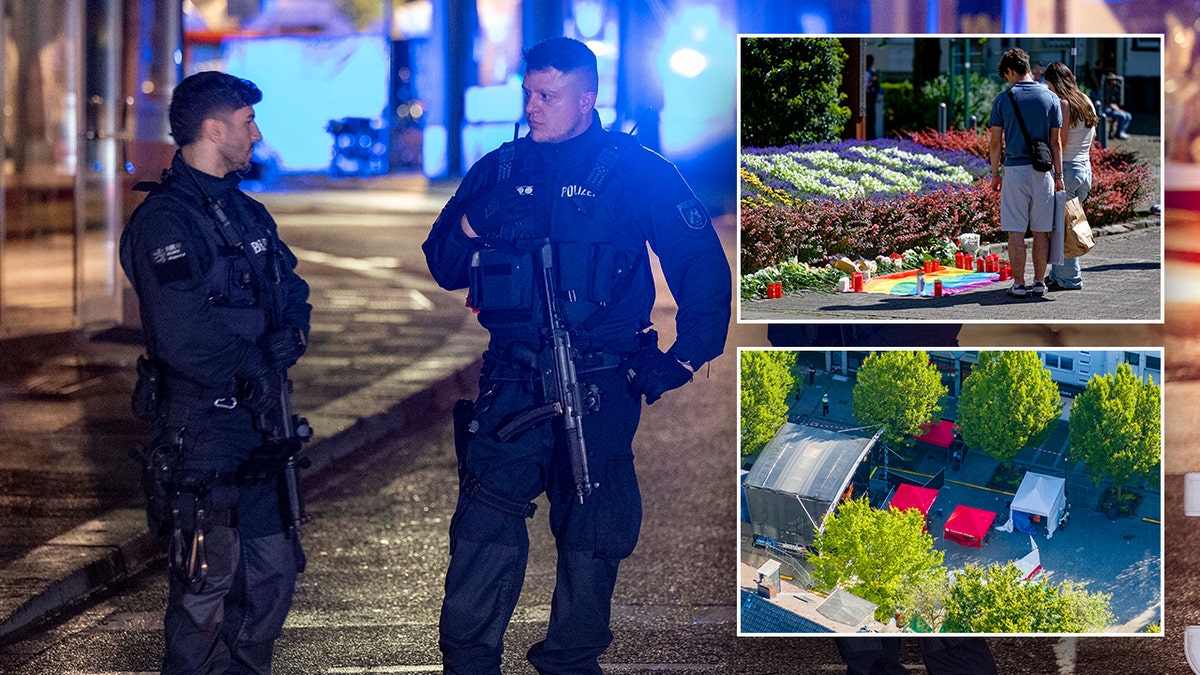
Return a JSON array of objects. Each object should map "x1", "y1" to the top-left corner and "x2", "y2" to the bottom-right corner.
[
  {"x1": 423, "y1": 36, "x2": 730, "y2": 673},
  {"x1": 989, "y1": 47, "x2": 1064, "y2": 299}
]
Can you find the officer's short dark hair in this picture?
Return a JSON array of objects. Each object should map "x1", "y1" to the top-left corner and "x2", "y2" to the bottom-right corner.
[
  {"x1": 523, "y1": 37, "x2": 598, "y2": 93},
  {"x1": 169, "y1": 71, "x2": 262, "y2": 147},
  {"x1": 997, "y1": 47, "x2": 1030, "y2": 78}
]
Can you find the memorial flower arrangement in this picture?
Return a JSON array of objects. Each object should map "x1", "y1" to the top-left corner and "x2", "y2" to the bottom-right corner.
[{"x1": 740, "y1": 132, "x2": 1152, "y2": 300}]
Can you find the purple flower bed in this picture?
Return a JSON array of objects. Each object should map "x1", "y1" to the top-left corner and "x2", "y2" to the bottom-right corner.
[
  {"x1": 741, "y1": 138, "x2": 990, "y2": 204},
  {"x1": 740, "y1": 139, "x2": 999, "y2": 275}
]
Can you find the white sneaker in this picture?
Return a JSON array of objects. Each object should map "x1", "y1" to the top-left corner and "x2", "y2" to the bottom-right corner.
[{"x1": 1186, "y1": 625, "x2": 1200, "y2": 673}]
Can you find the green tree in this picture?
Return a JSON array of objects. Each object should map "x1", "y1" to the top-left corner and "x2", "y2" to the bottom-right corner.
[
  {"x1": 808, "y1": 497, "x2": 946, "y2": 622},
  {"x1": 740, "y1": 37, "x2": 851, "y2": 147},
  {"x1": 892, "y1": 569, "x2": 949, "y2": 632},
  {"x1": 740, "y1": 351, "x2": 798, "y2": 456},
  {"x1": 852, "y1": 350, "x2": 947, "y2": 449},
  {"x1": 958, "y1": 351, "x2": 1062, "y2": 467},
  {"x1": 919, "y1": 71, "x2": 1003, "y2": 130},
  {"x1": 943, "y1": 563, "x2": 1113, "y2": 633},
  {"x1": 1069, "y1": 363, "x2": 1161, "y2": 499}
]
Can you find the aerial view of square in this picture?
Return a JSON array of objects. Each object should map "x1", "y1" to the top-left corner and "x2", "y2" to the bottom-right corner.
[{"x1": 738, "y1": 349, "x2": 1162, "y2": 635}]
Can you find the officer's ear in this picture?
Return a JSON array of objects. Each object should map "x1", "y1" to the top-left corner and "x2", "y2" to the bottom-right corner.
[
  {"x1": 577, "y1": 89, "x2": 596, "y2": 115},
  {"x1": 199, "y1": 116, "x2": 226, "y2": 145}
]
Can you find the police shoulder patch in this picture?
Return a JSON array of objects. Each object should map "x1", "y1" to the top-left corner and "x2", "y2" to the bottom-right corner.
[
  {"x1": 676, "y1": 198, "x2": 710, "y2": 231},
  {"x1": 149, "y1": 241, "x2": 192, "y2": 285}
]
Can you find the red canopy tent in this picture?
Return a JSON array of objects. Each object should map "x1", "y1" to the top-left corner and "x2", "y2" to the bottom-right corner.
[
  {"x1": 943, "y1": 504, "x2": 997, "y2": 547},
  {"x1": 888, "y1": 484, "x2": 939, "y2": 529},
  {"x1": 915, "y1": 419, "x2": 955, "y2": 448}
]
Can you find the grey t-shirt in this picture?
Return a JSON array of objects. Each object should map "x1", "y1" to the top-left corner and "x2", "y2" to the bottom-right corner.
[{"x1": 990, "y1": 80, "x2": 1062, "y2": 167}]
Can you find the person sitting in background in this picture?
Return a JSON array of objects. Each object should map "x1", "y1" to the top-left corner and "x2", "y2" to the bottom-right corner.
[{"x1": 1101, "y1": 72, "x2": 1132, "y2": 140}]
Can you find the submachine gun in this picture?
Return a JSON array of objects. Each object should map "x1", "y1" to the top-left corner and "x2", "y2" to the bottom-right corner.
[
  {"x1": 240, "y1": 244, "x2": 313, "y2": 539},
  {"x1": 495, "y1": 242, "x2": 601, "y2": 504},
  {"x1": 243, "y1": 369, "x2": 313, "y2": 538}
]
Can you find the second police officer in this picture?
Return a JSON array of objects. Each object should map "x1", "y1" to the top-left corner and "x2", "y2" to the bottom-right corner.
[{"x1": 422, "y1": 37, "x2": 731, "y2": 673}]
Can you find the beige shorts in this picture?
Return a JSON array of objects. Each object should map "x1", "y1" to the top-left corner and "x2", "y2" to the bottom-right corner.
[{"x1": 1000, "y1": 164, "x2": 1055, "y2": 234}]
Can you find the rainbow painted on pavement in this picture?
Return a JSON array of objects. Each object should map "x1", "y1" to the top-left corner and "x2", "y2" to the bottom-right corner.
[{"x1": 860, "y1": 267, "x2": 1001, "y2": 296}]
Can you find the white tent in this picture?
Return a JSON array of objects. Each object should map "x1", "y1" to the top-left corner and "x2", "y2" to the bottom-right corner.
[
  {"x1": 1012, "y1": 536, "x2": 1045, "y2": 582},
  {"x1": 995, "y1": 471, "x2": 1068, "y2": 538}
]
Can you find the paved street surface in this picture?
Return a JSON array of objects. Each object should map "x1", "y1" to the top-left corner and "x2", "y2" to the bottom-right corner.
[{"x1": 741, "y1": 221, "x2": 1161, "y2": 323}]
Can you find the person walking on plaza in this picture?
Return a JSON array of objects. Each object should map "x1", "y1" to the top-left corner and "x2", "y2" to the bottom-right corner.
[
  {"x1": 989, "y1": 47, "x2": 1064, "y2": 299},
  {"x1": 1043, "y1": 61, "x2": 1098, "y2": 291},
  {"x1": 120, "y1": 71, "x2": 311, "y2": 674},
  {"x1": 422, "y1": 36, "x2": 731, "y2": 673}
]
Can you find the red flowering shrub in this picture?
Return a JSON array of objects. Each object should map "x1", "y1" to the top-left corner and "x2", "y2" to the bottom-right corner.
[
  {"x1": 902, "y1": 128, "x2": 991, "y2": 159},
  {"x1": 1086, "y1": 145, "x2": 1152, "y2": 228},
  {"x1": 740, "y1": 184, "x2": 1000, "y2": 273}
]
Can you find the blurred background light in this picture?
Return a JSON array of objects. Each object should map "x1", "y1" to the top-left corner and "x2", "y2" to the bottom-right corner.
[
  {"x1": 573, "y1": 0, "x2": 605, "y2": 39},
  {"x1": 656, "y1": 4, "x2": 735, "y2": 159},
  {"x1": 669, "y1": 47, "x2": 708, "y2": 78},
  {"x1": 224, "y1": 34, "x2": 389, "y2": 173}
]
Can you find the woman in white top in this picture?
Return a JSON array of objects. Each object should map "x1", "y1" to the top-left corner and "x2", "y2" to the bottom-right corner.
[{"x1": 1043, "y1": 61, "x2": 1098, "y2": 290}]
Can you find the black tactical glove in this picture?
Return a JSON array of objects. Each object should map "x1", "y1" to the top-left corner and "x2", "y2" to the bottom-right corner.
[
  {"x1": 260, "y1": 326, "x2": 306, "y2": 369},
  {"x1": 464, "y1": 185, "x2": 536, "y2": 241},
  {"x1": 237, "y1": 360, "x2": 280, "y2": 417},
  {"x1": 623, "y1": 337, "x2": 693, "y2": 405}
]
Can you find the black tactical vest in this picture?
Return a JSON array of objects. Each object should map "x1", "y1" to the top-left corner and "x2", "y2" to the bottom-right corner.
[{"x1": 467, "y1": 133, "x2": 651, "y2": 355}]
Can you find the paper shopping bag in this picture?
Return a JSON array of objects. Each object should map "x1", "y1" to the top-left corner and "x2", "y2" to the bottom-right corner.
[{"x1": 1062, "y1": 196, "x2": 1095, "y2": 258}]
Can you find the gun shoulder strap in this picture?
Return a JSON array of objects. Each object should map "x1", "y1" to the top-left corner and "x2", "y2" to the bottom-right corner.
[
  {"x1": 571, "y1": 134, "x2": 645, "y2": 336},
  {"x1": 497, "y1": 141, "x2": 517, "y2": 181},
  {"x1": 570, "y1": 135, "x2": 628, "y2": 216}
]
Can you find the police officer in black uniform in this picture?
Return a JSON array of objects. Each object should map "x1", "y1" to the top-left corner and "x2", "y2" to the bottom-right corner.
[
  {"x1": 423, "y1": 37, "x2": 730, "y2": 674},
  {"x1": 119, "y1": 71, "x2": 311, "y2": 674}
]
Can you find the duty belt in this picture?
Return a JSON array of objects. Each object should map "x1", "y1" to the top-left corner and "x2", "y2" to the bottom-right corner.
[{"x1": 162, "y1": 373, "x2": 242, "y2": 410}]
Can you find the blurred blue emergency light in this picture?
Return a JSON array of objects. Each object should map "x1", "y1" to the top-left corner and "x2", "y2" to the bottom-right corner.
[{"x1": 656, "y1": 5, "x2": 734, "y2": 159}]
